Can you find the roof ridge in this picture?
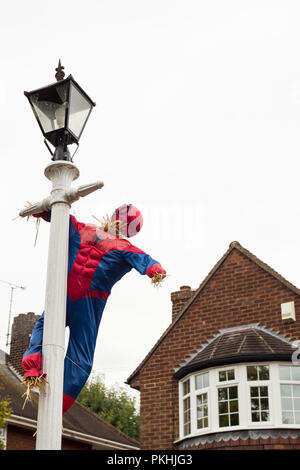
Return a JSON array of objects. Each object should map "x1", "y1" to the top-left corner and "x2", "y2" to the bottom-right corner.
[
  {"x1": 236, "y1": 333, "x2": 248, "y2": 354},
  {"x1": 209, "y1": 334, "x2": 223, "y2": 359},
  {"x1": 253, "y1": 328, "x2": 275, "y2": 354}
]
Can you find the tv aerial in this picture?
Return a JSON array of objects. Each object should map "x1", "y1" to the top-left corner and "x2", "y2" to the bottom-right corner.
[{"x1": 0, "y1": 279, "x2": 26, "y2": 347}]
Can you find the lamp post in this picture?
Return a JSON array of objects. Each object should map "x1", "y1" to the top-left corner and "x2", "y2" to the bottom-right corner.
[{"x1": 19, "y1": 62, "x2": 103, "y2": 450}]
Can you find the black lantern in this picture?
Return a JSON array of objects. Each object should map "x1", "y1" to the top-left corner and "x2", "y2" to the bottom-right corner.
[{"x1": 24, "y1": 61, "x2": 96, "y2": 161}]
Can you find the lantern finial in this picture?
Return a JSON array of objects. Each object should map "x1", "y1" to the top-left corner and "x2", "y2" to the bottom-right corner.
[{"x1": 55, "y1": 60, "x2": 65, "y2": 81}]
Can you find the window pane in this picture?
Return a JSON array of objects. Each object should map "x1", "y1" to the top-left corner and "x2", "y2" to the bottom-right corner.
[
  {"x1": 195, "y1": 375, "x2": 203, "y2": 390},
  {"x1": 247, "y1": 366, "x2": 258, "y2": 381},
  {"x1": 251, "y1": 387, "x2": 259, "y2": 398},
  {"x1": 218, "y1": 388, "x2": 228, "y2": 401},
  {"x1": 183, "y1": 396, "x2": 190, "y2": 412},
  {"x1": 195, "y1": 372, "x2": 209, "y2": 390},
  {"x1": 219, "y1": 371, "x2": 226, "y2": 382},
  {"x1": 282, "y1": 411, "x2": 294, "y2": 424},
  {"x1": 281, "y1": 384, "x2": 292, "y2": 397},
  {"x1": 252, "y1": 412, "x2": 260, "y2": 422},
  {"x1": 260, "y1": 386, "x2": 268, "y2": 397},
  {"x1": 203, "y1": 372, "x2": 209, "y2": 388},
  {"x1": 219, "y1": 402, "x2": 228, "y2": 414},
  {"x1": 197, "y1": 394, "x2": 204, "y2": 405},
  {"x1": 229, "y1": 386, "x2": 238, "y2": 399},
  {"x1": 251, "y1": 398, "x2": 260, "y2": 411},
  {"x1": 295, "y1": 412, "x2": 300, "y2": 425},
  {"x1": 183, "y1": 380, "x2": 190, "y2": 396},
  {"x1": 184, "y1": 423, "x2": 191, "y2": 435},
  {"x1": 204, "y1": 417, "x2": 209, "y2": 428},
  {"x1": 230, "y1": 414, "x2": 239, "y2": 426},
  {"x1": 292, "y1": 367, "x2": 300, "y2": 381},
  {"x1": 261, "y1": 398, "x2": 269, "y2": 410},
  {"x1": 261, "y1": 411, "x2": 269, "y2": 422},
  {"x1": 293, "y1": 385, "x2": 300, "y2": 398},
  {"x1": 227, "y1": 369, "x2": 235, "y2": 380},
  {"x1": 230, "y1": 400, "x2": 238, "y2": 413},
  {"x1": 196, "y1": 394, "x2": 208, "y2": 410},
  {"x1": 280, "y1": 366, "x2": 291, "y2": 381},
  {"x1": 281, "y1": 397, "x2": 293, "y2": 410},
  {"x1": 258, "y1": 366, "x2": 269, "y2": 380},
  {"x1": 219, "y1": 414, "x2": 229, "y2": 427},
  {"x1": 294, "y1": 398, "x2": 300, "y2": 411}
]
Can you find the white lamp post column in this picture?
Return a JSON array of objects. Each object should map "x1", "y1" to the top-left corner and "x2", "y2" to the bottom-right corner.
[
  {"x1": 19, "y1": 161, "x2": 103, "y2": 450},
  {"x1": 36, "y1": 160, "x2": 79, "y2": 450}
]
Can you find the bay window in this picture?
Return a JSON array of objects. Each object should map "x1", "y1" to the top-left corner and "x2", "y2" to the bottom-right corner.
[{"x1": 178, "y1": 363, "x2": 300, "y2": 441}]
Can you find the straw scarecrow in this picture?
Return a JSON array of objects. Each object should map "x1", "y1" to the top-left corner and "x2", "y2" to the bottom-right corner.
[{"x1": 21, "y1": 204, "x2": 166, "y2": 412}]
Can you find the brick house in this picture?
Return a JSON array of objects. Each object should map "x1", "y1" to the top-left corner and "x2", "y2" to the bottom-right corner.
[
  {"x1": 0, "y1": 312, "x2": 139, "y2": 450},
  {"x1": 127, "y1": 241, "x2": 300, "y2": 450}
]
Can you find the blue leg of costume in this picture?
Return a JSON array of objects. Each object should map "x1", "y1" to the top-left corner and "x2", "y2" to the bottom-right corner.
[
  {"x1": 23, "y1": 297, "x2": 106, "y2": 413},
  {"x1": 63, "y1": 296, "x2": 106, "y2": 411}
]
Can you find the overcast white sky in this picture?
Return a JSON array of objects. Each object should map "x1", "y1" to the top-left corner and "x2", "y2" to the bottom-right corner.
[{"x1": 1, "y1": 1, "x2": 300, "y2": 402}]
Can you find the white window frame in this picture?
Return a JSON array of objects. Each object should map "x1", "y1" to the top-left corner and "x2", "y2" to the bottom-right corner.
[
  {"x1": 278, "y1": 364, "x2": 300, "y2": 426},
  {"x1": 178, "y1": 362, "x2": 300, "y2": 441},
  {"x1": 194, "y1": 372, "x2": 210, "y2": 433},
  {"x1": 216, "y1": 366, "x2": 240, "y2": 430},
  {"x1": 179, "y1": 377, "x2": 192, "y2": 438},
  {"x1": 245, "y1": 364, "x2": 273, "y2": 427},
  {"x1": 196, "y1": 391, "x2": 209, "y2": 430}
]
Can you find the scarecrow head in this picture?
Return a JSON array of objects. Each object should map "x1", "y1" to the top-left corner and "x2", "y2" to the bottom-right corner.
[{"x1": 103, "y1": 204, "x2": 143, "y2": 238}]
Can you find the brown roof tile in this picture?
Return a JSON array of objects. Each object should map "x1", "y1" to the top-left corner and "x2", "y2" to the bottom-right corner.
[{"x1": 174, "y1": 326, "x2": 296, "y2": 379}]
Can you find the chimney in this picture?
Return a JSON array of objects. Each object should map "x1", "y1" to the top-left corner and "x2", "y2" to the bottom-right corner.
[
  {"x1": 8, "y1": 312, "x2": 40, "y2": 376},
  {"x1": 171, "y1": 286, "x2": 194, "y2": 322}
]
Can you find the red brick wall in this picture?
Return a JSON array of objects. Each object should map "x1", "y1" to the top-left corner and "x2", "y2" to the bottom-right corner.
[
  {"x1": 137, "y1": 248, "x2": 300, "y2": 449},
  {"x1": 6, "y1": 424, "x2": 91, "y2": 450},
  {"x1": 7, "y1": 425, "x2": 36, "y2": 450}
]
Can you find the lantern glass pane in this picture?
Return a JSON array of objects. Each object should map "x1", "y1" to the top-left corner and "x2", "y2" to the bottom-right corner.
[
  {"x1": 68, "y1": 83, "x2": 92, "y2": 138},
  {"x1": 29, "y1": 82, "x2": 68, "y2": 134}
]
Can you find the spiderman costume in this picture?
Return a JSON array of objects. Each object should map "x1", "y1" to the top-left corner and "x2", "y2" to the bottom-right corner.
[{"x1": 22, "y1": 207, "x2": 166, "y2": 413}]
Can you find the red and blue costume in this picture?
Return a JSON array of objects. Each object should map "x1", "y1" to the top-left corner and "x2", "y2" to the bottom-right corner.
[{"x1": 22, "y1": 207, "x2": 166, "y2": 413}]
